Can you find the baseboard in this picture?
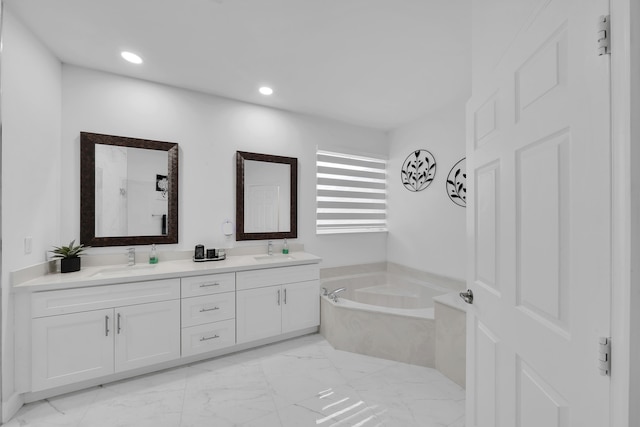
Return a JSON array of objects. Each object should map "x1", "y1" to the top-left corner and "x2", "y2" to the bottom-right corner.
[
  {"x1": 3, "y1": 392, "x2": 24, "y2": 424},
  {"x1": 22, "y1": 327, "x2": 318, "y2": 404}
]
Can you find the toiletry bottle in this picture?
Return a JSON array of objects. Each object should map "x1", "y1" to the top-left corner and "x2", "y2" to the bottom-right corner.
[
  {"x1": 149, "y1": 244, "x2": 158, "y2": 264},
  {"x1": 282, "y1": 239, "x2": 289, "y2": 254}
]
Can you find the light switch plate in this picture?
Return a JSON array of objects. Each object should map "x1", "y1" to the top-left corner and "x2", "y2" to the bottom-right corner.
[{"x1": 24, "y1": 236, "x2": 32, "y2": 254}]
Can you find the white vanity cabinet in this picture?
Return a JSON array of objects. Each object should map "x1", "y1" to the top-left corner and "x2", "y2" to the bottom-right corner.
[
  {"x1": 180, "y1": 273, "x2": 237, "y2": 357},
  {"x1": 236, "y1": 265, "x2": 320, "y2": 344},
  {"x1": 15, "y1": 253, "x2": 322, "y2": 401},
  {"x1": 30, "y1": 279, "x2": 181, "y2": 392}
]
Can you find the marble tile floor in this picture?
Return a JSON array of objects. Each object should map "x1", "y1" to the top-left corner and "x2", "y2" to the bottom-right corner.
[{"x1": 6, "y1": 334, "x2": 465, "y2": 427}]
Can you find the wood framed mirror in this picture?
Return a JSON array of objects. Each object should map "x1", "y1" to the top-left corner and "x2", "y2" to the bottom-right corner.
[
  {"x1": 236, "y1": 151, "x2": 298, "y2": 241},
  {"x1": 80, "y1": 132, "x2": 179, "y2": 246}
]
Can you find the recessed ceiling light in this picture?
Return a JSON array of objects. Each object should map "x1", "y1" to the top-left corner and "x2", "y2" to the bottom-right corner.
[
  {"x1": 259, "y1": 86, "x2": 274, "y2": 96},
  {"x1": 121, "y1": 51, "x2": 143, "y2": 64}
]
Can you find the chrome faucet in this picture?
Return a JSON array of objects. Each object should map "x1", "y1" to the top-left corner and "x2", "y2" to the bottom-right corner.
[
  {"x1": 126, "y1": 247, "x2": 135, "y2": 266},
  {"x1": 268, "y1": 240, "x2": 273, "y2": 256},
  {"x1": 328, "y1": 287, "x2": 346, "y2": 302}
]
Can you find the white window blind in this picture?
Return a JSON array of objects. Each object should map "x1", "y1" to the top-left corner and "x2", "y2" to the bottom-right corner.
[{"x1": 316, "y1": 149, "x2": 387, "y2": 234}]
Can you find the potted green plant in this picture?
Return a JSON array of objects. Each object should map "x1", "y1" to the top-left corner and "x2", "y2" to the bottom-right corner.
[{"x1": 50, "y1": 240, "x2": 89, "y2": 273}]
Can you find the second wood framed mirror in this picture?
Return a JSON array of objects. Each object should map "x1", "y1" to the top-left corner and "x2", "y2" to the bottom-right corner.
[{"x1": 236, "y1": 151, "x2": 298, "y2": 241}]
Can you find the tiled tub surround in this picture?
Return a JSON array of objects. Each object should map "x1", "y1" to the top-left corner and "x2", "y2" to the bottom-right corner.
[
  {"x1": 10, "y1": 248, "x2": 321, "y2": 418},
  {"x1": 320, "y1": 263, "x2": 466, "y2": 376},
  {"x1": 434, "y1": 293, "x2": 467, "y2": 388}
]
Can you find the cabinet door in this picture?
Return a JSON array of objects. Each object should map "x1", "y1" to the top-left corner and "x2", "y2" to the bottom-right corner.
[
  {"x1": 236, "y1": 286, "x2": 282, "y2": 344},
  {"x1": 282, "y1": 280, "x2": 320, "y2": 334},
  {"x1": 114, "y1": 300, "x2": 180, "y2": 372},
  {"x1": 32, "y1": 309, "x2": 114, "y2": 391}
]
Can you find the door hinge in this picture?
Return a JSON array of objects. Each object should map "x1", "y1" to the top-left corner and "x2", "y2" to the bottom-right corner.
[
  {"x1": 598, "y1": 336, "x2": 611, "y2": 376},
  {"x1": 597, "y1": 15, "x2": 610, "y2": 56}
]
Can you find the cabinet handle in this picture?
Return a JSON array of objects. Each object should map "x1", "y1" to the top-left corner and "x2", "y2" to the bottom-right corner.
[
  {"x1": 200, "y1": 334, "x2": 220, "y2": 342},
  {"x1": 199, "y1": 282, "x2": 220, "y2": 288},
  {"x1": 284, "y1": 288, "x2": 287, "y2": 304},
  {"x1": 105, "y1": 315, "x2": 110, "y2": 336},
  {"x1": 277, "y1": 289, "x2": 281, "y2": 306},
  {"x1": 199, "y1": 306, "x2": 220, "y2": 313},
  {"x1": 117, "y1": 313, "x2": 122, "y2": 334}
]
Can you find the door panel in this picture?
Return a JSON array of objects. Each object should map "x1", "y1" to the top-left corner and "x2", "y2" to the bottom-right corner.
[
  {"x1": 475, "y1": 162, "x2": 500, "y2": 293},
  {"x1": 517, "y1": 357, "x2": 570, "y2": 427},
  {"x1": 474, "y1": 95, "x2": 499, "y2": 147},
  {"x1": 515, "y1": 27, "x2": 567, "y2": 121},
  {"x1": 473, "y1": 321, "x2": 498, "y2": 427},
  {"x1": 516, "y1": 133, "x2": 570, "y2": 329}
]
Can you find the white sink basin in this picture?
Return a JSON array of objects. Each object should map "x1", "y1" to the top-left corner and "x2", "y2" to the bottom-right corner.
[
  {"x1": 254, "y1": 254, "x2": 296, "y2": 261},
  {"x1": 91, "y1": 264, "x2": 158, "y2": 277}
]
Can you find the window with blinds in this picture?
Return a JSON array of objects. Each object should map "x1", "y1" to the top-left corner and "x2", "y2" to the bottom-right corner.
[{"x1": 316, "y1": 149, "x2": 387, "y2": 234}]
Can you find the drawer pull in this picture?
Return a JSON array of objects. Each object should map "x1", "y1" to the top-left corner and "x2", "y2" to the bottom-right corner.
[
  {"x1": 117, "y1": 313, "x2": 122, "y2": 334},
  {"x1": 284, "y1": 288, "x2": 287, "y2": 304},
  {"x1": 277, "y1": 289, "x2": 281, "y2": 306},
  {"x1": 199, "y1": 306, "x2": 220, "y2": 313},
  {"x1": 200, "y1": 334, "x2": 220, "y2": 342},
  {"x1": 105, "y1": 315, "x2": 110, "y2": 336},
  {"x1": 199, "y1": 282, "x2": 220, "y2": 288}
]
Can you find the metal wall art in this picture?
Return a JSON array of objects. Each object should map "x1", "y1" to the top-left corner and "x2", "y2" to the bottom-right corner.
[
  {"x1": 401, "y1": 149, "x2": 436, "y2": 192},
  {"x1": 446, "y1": 157, "x2": 466, "y2": 207}
]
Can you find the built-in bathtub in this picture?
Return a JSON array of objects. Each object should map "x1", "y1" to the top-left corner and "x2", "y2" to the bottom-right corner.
[{"x1": 319, "y1": 263, "x2": 467, "y2": 385}]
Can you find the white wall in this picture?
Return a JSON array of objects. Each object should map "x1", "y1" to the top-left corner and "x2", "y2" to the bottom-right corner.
[
  {"x1": 1, "y1": 8, "x2": 62, "y2": 406},
  {"x1": 386, "y1": 100, "x2": 467, "y2": 281},
  {"x1": 61, "y1": 65, "x2": 389, "y2": 267}
]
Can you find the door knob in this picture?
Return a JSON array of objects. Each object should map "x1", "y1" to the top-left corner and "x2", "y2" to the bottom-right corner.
[{"x1": 459, "y1": 289, "x2": 473, "y2": 304}]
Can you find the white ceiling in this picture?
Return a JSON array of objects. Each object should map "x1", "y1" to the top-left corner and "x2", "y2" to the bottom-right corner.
[{"x1": 5, "y1": 0, "x2": 471, "y2": 131}]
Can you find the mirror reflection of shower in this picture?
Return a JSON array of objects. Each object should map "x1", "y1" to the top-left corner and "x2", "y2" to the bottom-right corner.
[{"x1": 95, "y1": 144, "x2": 168, "y2": 237}]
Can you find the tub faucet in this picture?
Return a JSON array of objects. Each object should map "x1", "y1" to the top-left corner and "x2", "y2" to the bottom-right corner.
[
  {"x1": 328, "y1": 287, "x2": 346, "y2": 302},
  {"x1": 267, "y1": 240, "x2": 273, "y2": 256},
  {"x1": 126, "y1": 247, "x2": 135, "y2": 266}
]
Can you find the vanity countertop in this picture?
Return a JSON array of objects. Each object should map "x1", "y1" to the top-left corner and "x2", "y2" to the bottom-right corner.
[{"x1": 12, "y1": 251, "x2": 322, "y2": 293}]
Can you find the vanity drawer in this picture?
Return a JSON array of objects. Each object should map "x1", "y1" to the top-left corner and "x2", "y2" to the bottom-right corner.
[
  {"x1": 181, "y1": 319, "x2": 236, "y2": 357},
  {"x1": 236, "y1": 264, "x2": 320, "y2": 291},
  {"x1": 181, "y1": 292, "x2": 235, "y2": 327},
  {"x1": 32, "y1": 279, "x2": 181, "y2": 318},
  {"x1": 181, "y1": 273, "x2": 235, "y2": 298}
]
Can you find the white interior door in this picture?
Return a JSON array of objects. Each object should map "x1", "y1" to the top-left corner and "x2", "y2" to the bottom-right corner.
[
  {"x1": 466, "y1": 1, "x2": 611, "y2": 426},
  {"x1": 246, "y1": 185, "x2": 279, "y2": 232}
]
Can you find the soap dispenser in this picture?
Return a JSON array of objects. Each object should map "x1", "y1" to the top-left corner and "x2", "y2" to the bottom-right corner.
[
  {"x1": 282, "y1": 239, "x2": 289, "y2": 254},
  {"x1": 149, "y1": 244, "x2": 158, "y2": 264}
]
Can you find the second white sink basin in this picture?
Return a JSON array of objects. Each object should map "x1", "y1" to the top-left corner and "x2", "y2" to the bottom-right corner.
[
  {"x1": 254, "y1": 254, "x2": 296, "y2": 261},
  {"x1": 91, "y1": 264, "x2": 158, "y2": 277}
]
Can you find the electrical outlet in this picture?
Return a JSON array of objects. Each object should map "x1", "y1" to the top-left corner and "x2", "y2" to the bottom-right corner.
[{"x1": 24, "y1": 236, "x2": 33, "y2": 254}]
